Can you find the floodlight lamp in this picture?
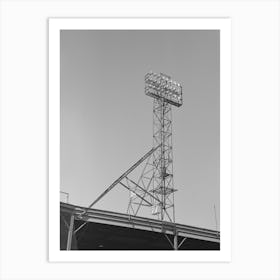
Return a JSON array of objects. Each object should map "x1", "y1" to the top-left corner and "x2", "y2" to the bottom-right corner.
[{"x1": 145, "y1": 71, "x2": 183, "y2": 107}]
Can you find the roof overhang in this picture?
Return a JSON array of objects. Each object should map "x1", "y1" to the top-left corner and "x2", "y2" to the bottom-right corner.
[{"x1": 61, "y1": 202, "x2": 220, "y2": 244}]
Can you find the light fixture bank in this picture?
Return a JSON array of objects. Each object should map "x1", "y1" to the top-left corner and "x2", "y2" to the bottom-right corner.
[{"x1": 145, "y1": 72, "x2": 183, "y2": 107}]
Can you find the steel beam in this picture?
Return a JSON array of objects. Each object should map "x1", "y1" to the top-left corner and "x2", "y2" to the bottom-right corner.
[
  {"x1": 66, "y1": 214, "x2": 75, "y2": 250},
  {"x1": 79, "y1": 145, "x2": 160, "y2": 217},
  {"x1": 119, "y1": 181, "x2": 153, "y2": 206},
  {"x1": 61, "y1": 203, "x2": 220, "y2": 243},
  {"x1": 173, "y1": 230, "x2": 178, "y2": 250},
  {"x1": 126, "y1": 177, "x2": 161, "y2": 203}
]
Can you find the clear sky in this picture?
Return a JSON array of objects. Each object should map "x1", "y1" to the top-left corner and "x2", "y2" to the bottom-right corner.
[{"x1": 60, "y1": 30, "x2": 220, "y2": 230}]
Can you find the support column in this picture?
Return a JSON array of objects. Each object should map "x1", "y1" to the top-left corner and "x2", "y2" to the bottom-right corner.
[
  {"x1": 66, "y1": 214, "x2": 75, "y2": 250},
  {"x1": 173, "y1": 230, "x2": 178, "y2": 250}
]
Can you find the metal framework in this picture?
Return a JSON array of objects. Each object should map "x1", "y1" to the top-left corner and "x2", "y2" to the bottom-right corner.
[
  {"x1": 76, "y1": 72, "x2": 183, "y2": 249},
  {"x1": 127, "y1": 72, "x2": 183, "y2": 224},
  {"x1": 61, "y1": 202, "x2": 220, "y2": 251}
]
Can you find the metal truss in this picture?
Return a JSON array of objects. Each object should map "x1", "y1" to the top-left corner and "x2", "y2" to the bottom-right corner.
[
  {"x1": 127, "y1": 72, "x2": 182, "y2": 224},
  {"x1": 127, "y1": 97, "x2": 176, "y2": 224},
  {"x1": 78, "y1": 145, "x2": 160, "y2": 218},
  {"x1": 61, "y1": 202, "x2": 220, "y2": 251},
  {"x1": 151, "y1": 97, "x2": 176, "y2": 223},
  {"x1": 76, "y1": 72, "x2": 183, "y2": 250}
]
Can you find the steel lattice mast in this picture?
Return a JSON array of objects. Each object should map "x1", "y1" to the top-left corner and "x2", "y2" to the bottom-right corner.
[
  {"x1": 127, "y1": 72, "x2": 183, "y2": 223},
  {"x1": 76, "y1": 71, "x2": 183, "y2": 250}
]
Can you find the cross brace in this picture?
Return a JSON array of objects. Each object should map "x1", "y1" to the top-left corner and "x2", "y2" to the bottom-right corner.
[{"x1": 78, "y1": 145, "x2": 160, "y2": 218}]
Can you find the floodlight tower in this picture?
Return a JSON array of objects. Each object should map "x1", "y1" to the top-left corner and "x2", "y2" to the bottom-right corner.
[
  {"x1": 146, "y1": 72, "x2": 183, "y2": 223},
  {"x1": 127, "y1": 72, "x2": 183, "y2": 224},
  {"x1": 78, "y1": 72, "x2": 183, "y2": 249}
]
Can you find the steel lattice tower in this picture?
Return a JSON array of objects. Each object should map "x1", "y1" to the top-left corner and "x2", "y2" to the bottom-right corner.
[
  {"x1": 151, "y1": 96, "x2": 175, "y2": 222},
  {"x1": 78, "y1": 71, "x2": 183, "y2": 249},
  {"x1": 127, "y1": 72, "x2": 183, "y2": 223}
]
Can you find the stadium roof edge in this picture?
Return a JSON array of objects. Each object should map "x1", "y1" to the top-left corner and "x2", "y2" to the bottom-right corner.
[{"x1": 60, "y1": 202, "x2": 220, "y2": 243}]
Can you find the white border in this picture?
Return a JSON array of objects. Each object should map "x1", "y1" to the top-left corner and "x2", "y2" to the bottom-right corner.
[{"x1": 49, "y1": 18, "x2": 231, "y2": 262}]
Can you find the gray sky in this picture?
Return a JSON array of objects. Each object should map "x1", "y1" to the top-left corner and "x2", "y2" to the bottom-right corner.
[{"x1": 60, "y1": 30, "x2": 220, "y2": 230}]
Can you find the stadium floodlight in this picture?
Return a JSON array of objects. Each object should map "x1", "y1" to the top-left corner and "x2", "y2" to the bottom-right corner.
[{"x1": 145, "y1": 72, "x2": 183, "y2": 107}]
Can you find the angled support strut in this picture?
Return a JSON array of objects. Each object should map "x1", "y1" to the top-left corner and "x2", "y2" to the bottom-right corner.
[{"x1": 79, "y1": 145, "x2": 160, "y2": 218}]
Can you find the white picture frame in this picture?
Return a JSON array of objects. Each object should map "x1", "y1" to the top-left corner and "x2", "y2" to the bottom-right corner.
[
  {"x1": 49, "y1": 18, "x2": 231, "y2": 262},
  {"x1": 1, "y1": 1, "x2": 279, "y2": 279}
]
